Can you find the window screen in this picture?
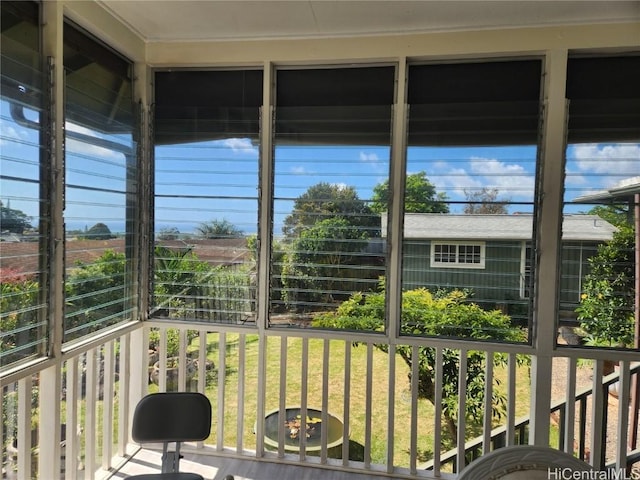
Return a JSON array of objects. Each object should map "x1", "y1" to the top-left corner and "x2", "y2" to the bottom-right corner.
[
  {"x1": 63, "y1": 23, "x2": 138, "y2": 342},
  {"x1": 153, "y1": 70, "x2": 262, "y2": 324},
  {"x1": 271, "y1": 66, "x2": 394, "y2": 329},
  {"x1": 562, "y1": 54, "x2": 639, "y2": 350},
  {"x1": 0, "y1": 0, "x2": 47, "y2": 367},
  {"x1": 402, "y1": 59, "x2": 543, "y2": 342}
]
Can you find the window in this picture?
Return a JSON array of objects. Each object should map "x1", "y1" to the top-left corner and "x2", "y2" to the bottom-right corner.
[
  {"x1": 153, "y1": 70, "x2": 262, "y2": 324},
  {"x1": 431, "y1": 242, "x2": 485, "y2": 268},
  {"x1": 402, "y1": 59, "x2": 543, "y2": 340},
  {"x1": 562, "y1": 54, "x2": 639, "y2": 350},
  {"x1": 0, "y1": 0, "x2": 46, "y2": 366},
  {"x1": 521, "y1": 244, "x2": 532, "y2": 299},
  {"x1": 63, "y1": 23, "x2": 138, "y2": 342},
  {"x1": 271, "y1": 66, "x2": 394, "y2": 329}
]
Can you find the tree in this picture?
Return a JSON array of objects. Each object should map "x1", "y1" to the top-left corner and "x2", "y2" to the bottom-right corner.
[
  {"x1": 281, "y1": 217, "x2": 370, "y2": 307},
  {"x1": 463, "y1": 187, "x2": 510, "y2": 214},
  {"x1": 576, "y1": 224, "x2": 635, "y2": 347},
  {"x1": 370, "y1": 171, "x2": 449, "y2": 214},
  {"x1": 0, "y1": 201, "x2": 32, "y2": 234},
  {"x1": 195, "y1": 219, "x2": 243, "y2": 238},
  {"x1": 282, "y1": 183, "x2": 378, "y2": 238},
  {"x1": 313, "y1": 286, "x2": 525, "y2": 441},
  {"x1": 588, "y1": 204, "x2": 629, "y2": 228},
  {"x1": 84, "y1": 222, "x2": 114, "y2": 240}
]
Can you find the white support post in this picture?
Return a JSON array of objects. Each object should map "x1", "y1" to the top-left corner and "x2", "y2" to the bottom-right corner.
[
  {"x1": 254, "y1": 60, "x2": 274, "y2": 458},
  {"x1": 529, "y1": 48, "x2": 568, "y2": 446},
  {"x1": 387, "y1": 57, "x2": 408, "y2": 342}
]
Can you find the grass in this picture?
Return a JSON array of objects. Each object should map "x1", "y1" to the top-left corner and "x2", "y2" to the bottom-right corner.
[{"x1": 183, "y1": 332, "x2": 533, "y2": 468}]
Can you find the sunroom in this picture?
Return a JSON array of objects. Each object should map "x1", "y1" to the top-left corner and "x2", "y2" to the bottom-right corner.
[{"x1": 1, "y1": 1, "x2": 639, "y2": 479}]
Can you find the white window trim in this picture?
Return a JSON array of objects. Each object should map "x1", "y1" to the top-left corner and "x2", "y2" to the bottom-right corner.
[
  {"x1": 520, "y1": 241, "x2": 532, "y2": 299},
  {"x1": 430, "y1": 241, "x2": 486, "y2": 269}
]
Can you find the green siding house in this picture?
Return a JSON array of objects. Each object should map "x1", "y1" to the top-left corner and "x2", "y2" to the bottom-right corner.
[{"x1": 382, "y1": 213, "x2": 616, "y2": 324}]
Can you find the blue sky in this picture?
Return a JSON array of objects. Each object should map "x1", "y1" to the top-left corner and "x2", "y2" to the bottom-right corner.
[{"x1": 2, "y1": 98, "x2": 639, "y2": 235}]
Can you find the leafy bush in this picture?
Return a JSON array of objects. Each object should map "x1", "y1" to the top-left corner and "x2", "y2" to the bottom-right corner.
[
  {"x1": 65, "y1": 249, "x2": 127, "y2": 340},
  {"x1": 314, "y1": 286, "x2": 525, "y2": 441},
  {"x1": 148, "y1": 328, "x2": 199, "y2": 357},
  {"x1": 1, "y1": 273, "x2": 40, "y2": 364},
  {"x1": 576, "y1": 224, "x2": 635, "y2": 347}
]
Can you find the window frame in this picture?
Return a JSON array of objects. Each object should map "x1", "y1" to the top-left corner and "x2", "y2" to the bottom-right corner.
[{"x1": 430, "y1": 241, "x2": 486, "y2": 269}]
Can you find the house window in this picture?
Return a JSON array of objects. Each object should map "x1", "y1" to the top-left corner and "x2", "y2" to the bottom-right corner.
[
  {"x1": 521, "y1": 244, "x2": 532, "y2": 299},
  {"x1": 431, "y1": 242, "x2": 485, "y2": 268}
]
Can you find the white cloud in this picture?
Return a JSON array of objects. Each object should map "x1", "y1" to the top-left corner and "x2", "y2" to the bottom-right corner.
[
  {"x1": 290, "y1": 165, "x2": 307, "y2": 175},
  {"x1": 468, "y1": 157, "x2": 535, "y2": 197},
  {"x1": 65, "y1": 122, "x2": 123, "y2": 159},
  {"x1": 359, "y1": 152, "x2": 379, "y2": 162},
  {"x1": 572, "y1": 143, "x2": 640, "y2": 175},
  {"x1": 222, "y1": 137, "x2": 258, "y2": 154},
  {"x1": 0, "y1": 123, "x2": 30, "y2": 146},
  {"x1": 433, "y1": 166, "x2": 479, "y2": 198}
]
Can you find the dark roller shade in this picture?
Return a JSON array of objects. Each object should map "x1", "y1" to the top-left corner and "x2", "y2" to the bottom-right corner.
[
  {"x1": 63, "y1": 22, "x2": 133, "y2": 134},
  {"x1": 566, "y1": 55, "x2": 640, "y2": 143},
  {"x1": 154, "y1": 70, "x2": 263, "y2": 145},
  {"x1": 275, "y1": 66, "x2": 395, "y2": 145},
  {"x1": 407, "y1": 59, "x2": 542, "y2": 146}
]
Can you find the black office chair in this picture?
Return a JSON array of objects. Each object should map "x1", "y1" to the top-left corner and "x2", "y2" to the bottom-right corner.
[{"x1": 129, "y1": 392, "x2": 233, "y2": 480}]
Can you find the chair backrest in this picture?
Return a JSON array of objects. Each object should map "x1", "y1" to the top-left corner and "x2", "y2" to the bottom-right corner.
[
  {"x1": 458, "y1": 445, "x2": 593, "y2": 480},
  {"x1": 132, "y1": 392, "x2": 212, "y2": 443}
]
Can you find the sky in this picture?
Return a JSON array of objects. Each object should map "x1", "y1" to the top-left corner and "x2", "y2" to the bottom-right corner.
[{"x1": 2, "y1": 98, "x2": 639, "y2": 236}]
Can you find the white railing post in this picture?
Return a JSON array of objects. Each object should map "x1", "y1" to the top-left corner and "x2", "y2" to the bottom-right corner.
[
  {"x1": 39, "y1": 364, "x2": 61, "y2": 479},
  {"x1": 128, "y1": 327, "x2": 148, "y2": 444},
  {"x1": 102, "y1": 340, "x2": 115, "y2": 471},
  {"x1": 18, "y1": 376, "x2": 33, "y2": 479},
  {"x1": 65, "y1": 357, "x2": 79, "y2": 479},
  {"x1": 590, "y1": 359, "x2": 605, "y2": 468}
]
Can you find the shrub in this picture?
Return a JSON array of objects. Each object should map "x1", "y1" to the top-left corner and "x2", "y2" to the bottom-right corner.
[{"x1": 313, "y1": 286, "x2": 525, "y2": 441}]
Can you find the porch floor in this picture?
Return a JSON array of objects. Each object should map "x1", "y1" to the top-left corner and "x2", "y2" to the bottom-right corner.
[{"x1": 109, "y1": 447, "x2": 416, "y2": 480}]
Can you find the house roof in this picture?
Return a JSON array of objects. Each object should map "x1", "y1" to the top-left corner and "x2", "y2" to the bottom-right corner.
[
  {"x1": 573, "y1": 176, "x2": 640, "y2": 203},
  {"x1": 382, "y1": 213, "x2": 616, "y2": 241}
]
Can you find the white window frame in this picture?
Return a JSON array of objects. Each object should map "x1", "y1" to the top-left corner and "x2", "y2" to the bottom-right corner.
[
  {"x1": 520, "y1": 241, "x2": 532, "y2": 299},
  {"x1": 430, "y1": 241, "x2": 486, "y2": 269}
]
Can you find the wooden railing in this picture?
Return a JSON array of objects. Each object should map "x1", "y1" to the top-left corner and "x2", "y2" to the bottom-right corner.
[
  {"x1": 2, "y1": 320, "x2": 638, "y2": 479},
  {"x1": 432, "y1": 361, "x2": 640, "y2": 473}
]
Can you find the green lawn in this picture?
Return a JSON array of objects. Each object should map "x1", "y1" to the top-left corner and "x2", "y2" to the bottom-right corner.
[{"x1": 180, "y1": 332, "x2": 533, "y2": 468}]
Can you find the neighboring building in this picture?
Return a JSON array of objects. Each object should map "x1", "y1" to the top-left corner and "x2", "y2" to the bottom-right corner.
[{"x1": 382, "y1": 213, "x2": 616, "y2": 322}]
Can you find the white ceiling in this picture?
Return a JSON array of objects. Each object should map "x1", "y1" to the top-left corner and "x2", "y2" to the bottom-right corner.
[{"x1": 97, "y1": 1, "x2": 640, "y2": 43}]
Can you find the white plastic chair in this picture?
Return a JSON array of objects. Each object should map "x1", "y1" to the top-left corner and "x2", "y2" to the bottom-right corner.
[{"x1": 458, "y1": 445, "x2": 593, "y2": 480}]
